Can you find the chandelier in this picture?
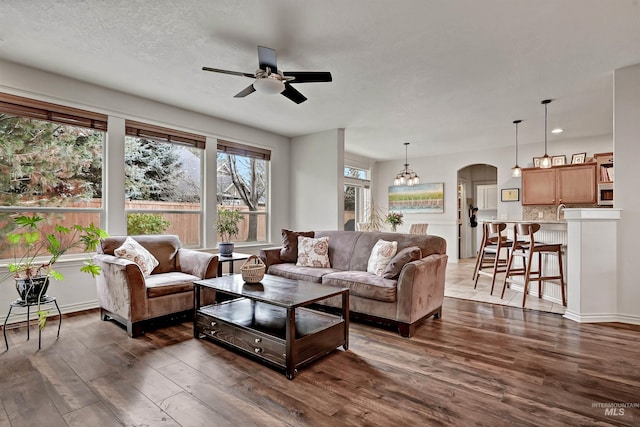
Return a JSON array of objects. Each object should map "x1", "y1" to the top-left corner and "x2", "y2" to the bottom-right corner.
[{"x1": 393, "y1": 142, "x2": 420, "y2": 186}]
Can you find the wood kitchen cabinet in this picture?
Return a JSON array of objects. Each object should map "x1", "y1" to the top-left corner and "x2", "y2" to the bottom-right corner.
[{"x1": 522, "y1": 163, "x2": 597, "y2": 205}]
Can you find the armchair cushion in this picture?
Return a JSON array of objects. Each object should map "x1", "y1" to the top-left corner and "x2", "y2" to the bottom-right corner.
[{"x1": 114, "y1": 236, "x2": 159, "y2": 277}]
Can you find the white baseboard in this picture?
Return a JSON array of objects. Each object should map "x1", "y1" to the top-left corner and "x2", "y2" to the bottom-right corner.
[
  {"x1": 563, "y1": 310, "x2": 640, "y2": 324},
  {"x1": 2, "y1": 300, "x2": 99, "y2": 327}
]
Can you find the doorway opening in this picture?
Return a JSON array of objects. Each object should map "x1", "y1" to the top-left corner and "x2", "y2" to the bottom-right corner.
[{"x1": 457, "y1": 164, "x2": 497, "y2": 260}]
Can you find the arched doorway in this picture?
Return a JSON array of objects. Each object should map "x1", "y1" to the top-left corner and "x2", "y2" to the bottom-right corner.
[{"x1": 457, "y1": 164, "x2": 497, "y2": 259}]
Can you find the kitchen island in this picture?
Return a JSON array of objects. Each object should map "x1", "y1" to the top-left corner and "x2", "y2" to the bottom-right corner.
[{"x1": 483, "y1": 220, "x2": 567, "y2": 306}]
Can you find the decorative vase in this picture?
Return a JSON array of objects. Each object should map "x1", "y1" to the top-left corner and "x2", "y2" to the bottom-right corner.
[
  {"x1": 15, "y1": 276, "x2": 50, "y2": 303},
  {"x1": 218, "y1": 242, "x2": 234, "y2": 256},
  {"x1": 391, "y1": 225, "x2": 397, "y2": 232}
]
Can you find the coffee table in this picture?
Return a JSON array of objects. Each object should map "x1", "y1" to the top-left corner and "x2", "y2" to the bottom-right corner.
[{"x1": 194, "y1": 274, "x2": 349, "y2": 379}]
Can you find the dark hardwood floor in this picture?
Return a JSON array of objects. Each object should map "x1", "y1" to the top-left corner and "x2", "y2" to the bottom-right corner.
[{"x1": 1, "y1": 297, "x2": 639, "y2": 427}]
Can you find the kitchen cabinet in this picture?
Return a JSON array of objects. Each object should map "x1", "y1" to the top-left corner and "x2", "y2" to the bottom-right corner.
[{"x1": 522, "y1": 163, "x2": 596, "y2": 205}]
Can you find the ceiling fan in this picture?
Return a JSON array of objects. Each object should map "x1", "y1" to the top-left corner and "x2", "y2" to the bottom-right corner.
[{"x1": 202, "y1": 46, "x2": 332, "y2": 104}]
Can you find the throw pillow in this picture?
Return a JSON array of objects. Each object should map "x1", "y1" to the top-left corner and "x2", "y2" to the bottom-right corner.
[
  {"x1": 367, "y1": 239, "x2": 398, "y2": 276},
  {"x1": 114, "y1": 236, "x2": 159, "y2": 277},
  {"x1": 280, "y1": 229, "x2": 315, "y2": 263},
  {"x1": 383, "y1": 246, "x2": 422, "y2": 279},
  {"x1": 296, "y1": 236, "x2": 331, "y2": 268}
]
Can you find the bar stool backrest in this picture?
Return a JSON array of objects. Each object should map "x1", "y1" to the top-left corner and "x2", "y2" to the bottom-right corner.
[{"x1": 515, "y1": 222, "x2": 541, "y2": 246}]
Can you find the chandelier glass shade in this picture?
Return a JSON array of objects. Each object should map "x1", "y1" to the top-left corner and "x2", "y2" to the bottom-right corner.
[
  {"x1": 539, "y1": 99, "x2": 552, "y2": 169},
  {"x1": 511, "y1": 119, "x2": 522, "y2": 177},
  {"x1": 393, "y1": 142, "x2": 420, "y2": 186}
]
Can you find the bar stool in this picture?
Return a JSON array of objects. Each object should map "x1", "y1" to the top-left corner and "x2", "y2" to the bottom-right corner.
[
  {"x1": 472, "y1": 222, "x2": 510, "y2": 295},
  {"x1": 502, "y1": 223, "x2": 566, "y2": 307}
]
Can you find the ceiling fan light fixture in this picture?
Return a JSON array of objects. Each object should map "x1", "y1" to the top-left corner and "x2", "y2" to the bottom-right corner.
[{"x1": 253, "y1": 77, "x2": 285, "y2": 94}]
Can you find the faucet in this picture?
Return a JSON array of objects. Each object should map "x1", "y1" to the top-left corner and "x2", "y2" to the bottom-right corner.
[{"x1": 556, "y1": 203, "x2": 566, "y2": 221}]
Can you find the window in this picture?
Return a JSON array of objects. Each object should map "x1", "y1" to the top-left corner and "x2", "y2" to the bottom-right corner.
[
  {"x1": 217, "y1": 139, "x2": 269, "y2": 243},
  {"x1": 124, "y1": 121, "x2": 204, "y2": 247},
  {"x1": 344, "y1": 166, "x2": 371, "y2": 231},
  {"x1": 0, "y1": 93, "x2": 106, "y2": 258}
]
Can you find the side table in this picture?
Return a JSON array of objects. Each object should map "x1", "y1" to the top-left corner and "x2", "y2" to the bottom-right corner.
[
  {"x1": 217, "y1": 252, "x2": 251, "y2": 276},
  {"x1": 3, "y1": 295, "x2": 61, "y2": 351}
]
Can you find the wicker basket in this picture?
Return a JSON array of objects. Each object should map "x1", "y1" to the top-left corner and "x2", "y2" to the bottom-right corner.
[{"x1": 240, "y1": 255, "x2": 266, "y2": 283}]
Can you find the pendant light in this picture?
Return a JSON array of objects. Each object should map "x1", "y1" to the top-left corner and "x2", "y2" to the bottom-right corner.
[
  {"x1": 511, "y1": 119, "x2": 522, "y2": 177},
  {"x1": 393, "y1": 142, "x2": 420, "y2": 186},
  {"x1": 539, "y1": 99, "x2": 552, "y2": 169}
]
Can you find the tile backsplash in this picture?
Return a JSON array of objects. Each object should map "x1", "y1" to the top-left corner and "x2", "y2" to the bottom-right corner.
[{"x1": 522, "y1": 204, "x2": 599, "y2": 221}]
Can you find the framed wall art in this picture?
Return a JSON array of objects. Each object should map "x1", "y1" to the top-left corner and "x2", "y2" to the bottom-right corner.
[
  {"x1": 501, "y1": 188, "x2": 520, "y2": 202},
  {"x1": 388, "y1": 182, "x2": 444, "y2": 213},
  {"x1": 571, "y1": 152, "x2": 587, "y2": 164},
  {"x1": 552, "y1": 155, "x2": 566, "y2": 166}
]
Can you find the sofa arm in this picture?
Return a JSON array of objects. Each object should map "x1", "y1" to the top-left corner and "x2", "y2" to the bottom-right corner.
[
  {"x1": 395, "y1": 253, "x2": 448, "y2": 323},
  {"x1": 93, "y1": 253, "x2": 148, "y2": 322},
  {"x1": 178, "y1": 249, "x2": 218, "y2": 279},
  {"x1": 259, "y1": 247, "x2": 283, "y2": 268}
]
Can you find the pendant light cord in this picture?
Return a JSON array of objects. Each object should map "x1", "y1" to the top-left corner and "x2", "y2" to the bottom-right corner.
[{"x1": 544, "y1": 102, "x2": 548, "y2": 155}]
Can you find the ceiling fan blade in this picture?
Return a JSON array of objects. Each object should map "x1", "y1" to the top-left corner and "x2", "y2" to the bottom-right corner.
[
  {"x1": 281, "y1": 83, "x2": 307, "y2": 104},
  {"x1": 234, "y1": 84, "x2": 256, "y2": 98},
  {"x1": 283, "y1": 71, "x2": 333, "y2": 83},
  {"x1": 258, "y1": 46, "x2": 278, "y2": 72},
  {"x1": 202, "y1": 67, "x2": 255, "y2": 79}
]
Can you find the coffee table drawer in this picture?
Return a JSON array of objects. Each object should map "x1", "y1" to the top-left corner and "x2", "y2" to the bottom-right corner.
[{"x1": 197, "y1": 313, "x2": 286, "y2": 367}]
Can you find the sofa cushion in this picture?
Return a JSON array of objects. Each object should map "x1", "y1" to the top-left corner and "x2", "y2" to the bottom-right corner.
[
  {"x1": 383, "y1": 246, "x2": 422, "y2": 279},
  {"x1": 322, "y1": 271, "x2": 397, "y2": 302},
  {"x1": 114, "y1": 236, "x2": 159, "y2": 277},
  {"x1": 297, "y1": 236, "x2": 331, "y2": 268},
  {"x1": 145, "y1": 271, "x2": 199, "y2": 298},
  {"x1": 367, "y1": 239, "x2": 398, "y2": 276},
  {"x1": 267, "y1": 263, "x2": 338, "y2": 283},
  {"x1": 280, "y1": 229, "x2": 315, "y2": 263}
]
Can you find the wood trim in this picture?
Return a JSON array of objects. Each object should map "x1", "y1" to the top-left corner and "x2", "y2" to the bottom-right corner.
[
  {"x1": 217, "y1": 139, "x2": 271, "y2": 161},
  {"x1": 125, "y1": 120, "x2": 206, "y2": 149},
  {"x1": 0, "y1": 92, "x2": 107, "y2": 131}
]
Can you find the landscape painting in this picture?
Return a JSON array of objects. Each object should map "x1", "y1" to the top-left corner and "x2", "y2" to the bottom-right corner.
[{"x1": 388, "y1": 183, "x2": 444, "y2": 213}]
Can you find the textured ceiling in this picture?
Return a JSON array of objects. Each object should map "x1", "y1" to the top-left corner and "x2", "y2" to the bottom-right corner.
[{"x1": 1, "y1": 0, "x2": 639, "y2": 160}]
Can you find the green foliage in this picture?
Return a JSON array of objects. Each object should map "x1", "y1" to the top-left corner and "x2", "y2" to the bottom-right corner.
[
  {"x1": 0, "y1": 114, "x2": 103, "y2": 206},
  {"x1": 1, "y1": 214, "x2": 108, "y2": 330},
  {"x1": 125, "y1": 138, "x2": 198, "y2": 202},
  {"x1": 216, "y1": 208, "x2": 243, "y2": 242},
  {"x1": 127, "y1": 213, "x2": 171, "y2": 235}
]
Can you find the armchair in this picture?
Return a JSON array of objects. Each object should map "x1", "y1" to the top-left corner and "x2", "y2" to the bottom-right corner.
[{"x1": 93, "y1": 235, "x2": 218, "y2": 337}]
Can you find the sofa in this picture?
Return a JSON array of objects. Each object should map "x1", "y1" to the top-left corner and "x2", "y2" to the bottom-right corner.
[
  {"x1": 94, "y1": 235, "x2": 218, "y2": 337},
  {"x1": 260, "y1": 230, "x2": 448, "y2": 337}
]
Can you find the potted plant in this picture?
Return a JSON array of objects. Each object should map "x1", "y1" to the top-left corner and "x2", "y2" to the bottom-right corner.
[
  {"x1": 385, "y1": 211, "x2": 404, "y2": 232},
  {"x1": 1, "y1": 214, "x2": 108, "y2": 330},
  {"x1": 215, "y1": 208, "x2": 243, "y2": 256}
]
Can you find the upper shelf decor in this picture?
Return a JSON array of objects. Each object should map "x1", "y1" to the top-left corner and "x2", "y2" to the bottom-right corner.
[
  {"x1": 389, "y1": 182, "x2": 444, "y2": 213},
  {"x1": 393, "y1": 142, "x2": 420, "y2": 186}
]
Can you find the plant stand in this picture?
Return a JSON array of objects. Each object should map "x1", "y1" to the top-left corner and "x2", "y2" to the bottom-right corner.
[{"x1": 3, "y1": 295, "x2": 61, "y2": 351}]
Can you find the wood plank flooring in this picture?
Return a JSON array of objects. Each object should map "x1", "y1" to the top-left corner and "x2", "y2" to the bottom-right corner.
[{"x1": 1, "y1": 298, "x2": 640, "y2": 426}]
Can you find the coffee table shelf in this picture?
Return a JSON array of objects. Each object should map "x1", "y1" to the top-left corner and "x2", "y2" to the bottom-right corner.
[{"x1": 194, "y1": 274, "x2": 349, "y2": 379}]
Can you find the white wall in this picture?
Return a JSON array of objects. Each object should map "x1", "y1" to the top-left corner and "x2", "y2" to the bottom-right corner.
[
  {"x1": 290, "y1": 129, "x2": 345, "y2": 230},
  {"x1": 375, "y1": 134, "x2": 612, "y2": 263},
  {"x1": 0, "y1": 59, "x2": 291, "y2": 320},
  {"x1": 614, "y1": 63, "x2": 640, "y2": 322}
]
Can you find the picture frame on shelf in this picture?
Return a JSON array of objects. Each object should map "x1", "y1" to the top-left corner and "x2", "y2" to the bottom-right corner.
[
  {"x1": 571, "y1": 152, "x2": 587, "y2": 164},
  {"x1": 501, "y1": 188, "x2": 520, "y2": 202},
  {"x1": 533, "y1": 157, "x2": 542, "y2": 168},
  {"x1": 552, "y1": 155, "x2": 566, "y2": 166}
]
